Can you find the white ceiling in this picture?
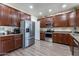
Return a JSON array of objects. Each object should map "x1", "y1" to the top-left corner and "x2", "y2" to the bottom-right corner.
[{"x1": 6, "y1": 3, "x2": 79, "y2": 18}]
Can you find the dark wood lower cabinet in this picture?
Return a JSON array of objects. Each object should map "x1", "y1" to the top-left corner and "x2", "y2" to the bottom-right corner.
[
  {"x1": 0, "y1": 36, "x2": 15, "y2": 55},
  {"x1": 52, "y1": 33, "x2": 73, "y2": 46},
  {"x1": 0, "y1": 34, "x2": 22, "y2": 55},
  {"x1": 14, "y1": 35, "x2": 22, "y2": 49},
  {"x1": 40, "y1": 32, "x2": 45, "y2": 41},
  {"x1": 62, "y1": 34, "x2": 73, "y2": 45},
  {"x1": 52, "y1": 33, "x2": 62, "y2": 43}
]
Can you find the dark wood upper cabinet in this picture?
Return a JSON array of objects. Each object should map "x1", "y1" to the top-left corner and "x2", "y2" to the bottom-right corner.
[
  {"x1": 40, "y1": 17, "x2": 54, "y2": 28},
  {"x1": 0, "y1": 4, "x2": 12, "y2": 26},
  {"x1": 76, "y1": 9, "x2": 79, "y2": 27},
  {"x1": 53, "y1": 14, "x2": 68, "y2": 27},
  {"x1": 11, "y1": 9, "x2": 21, "y2": 27},
  {"x1": 40, "y1": 18, "x2": 47, "y2": 28},
  {"x1": 20, "y1": 12, "x2": 31, "y2": 21},
  {"x1": 39, "y1": 11, "x2": 76, "y2": 27},
  {"x1": 67, "y1": 11, "x2": 76, "y2": 27},
  {"x1": 0, "y1": 4, "x2": 31, "y2": 27}
]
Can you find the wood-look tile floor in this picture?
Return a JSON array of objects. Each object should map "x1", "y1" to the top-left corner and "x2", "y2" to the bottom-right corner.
[{"x1": 4, "y1": 40, "x2": 72, "y2": 56}]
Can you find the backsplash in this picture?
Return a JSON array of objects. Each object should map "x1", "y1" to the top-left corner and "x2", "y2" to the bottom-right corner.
[
  {"x1": 40, "y1": 27, "x2": 74, "y2": 32},
  {"x1": 0, "y1": 26, "x2": 19, "y2": 33}
]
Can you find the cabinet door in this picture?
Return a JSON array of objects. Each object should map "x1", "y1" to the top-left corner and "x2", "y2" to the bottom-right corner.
[
  {"x1": 51, "y1": 16, "x2": 54, "y2": 26},
  {"x1": 0, "y1": 4, "x2": 12, "y2": 26},
  {"x1": 15, "y1": 38, "x2": 22, "y2": 49},
  {"x1": 53, "y1": 33, "x2": 63, "y2": 43},
  {"x1": 40, "y1": 32, "x2": 45, "y2": 40},
  {"x1": 3, "y1": 5, "x2": 12, "y2": 26},
  {"x1": 1, "y1": 38, "x2": 9, "y2": 53},
  {"x1": 67, "y1": 11, "x2": 75, "y2": 27},
  {"x1": 24, "y1": 14, "x2": 31, "y2": 20},
  {"x1": 20, "y1": 12, "x2": 31, "y2": 21},
  {"x1": 11, "y1": 9, "x2": 16, "y2": 26},
  {"x1": 15, "y1": 11, "x2": 21, "y2": 27},
  {"x1": 0, "y1": 4, "x2": 7, "y2": 26},
  {"x1": 7, "y1": 36, "x2": 15, "y2": 51},
  {"x1": 0, "y1": 37, "x2": 8, "y2": 54},
  {"x1": 14, "y1": 35, "x2": 22, "y2": 49},
  {"x1": 76, "y1": 9, "x2": 79, "y2": 27},
  {"x1": 0, "y1": 37, "x2": 3, "y2": 54},
  {"x1": 40, "y1": 18, "x2": 47, "y2": 28},
  {"x1": 54, "y1": 14, "x2": 68, "y2": 27},
  {"x1": 62, "y1": 34, "x2": 69, "y2": 45},
  {"x1": 0, "y1": 36, "x2": 14, "y2": 53},
  {"x1": 11, "y1": 9, "x2": 20, "y2": 27},
  {"x1": 59, "y1": 34, "x2": 73, "y2": 45}
]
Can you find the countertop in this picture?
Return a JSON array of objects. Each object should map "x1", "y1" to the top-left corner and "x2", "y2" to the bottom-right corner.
[
  {"x1": 41, "y1": 30, "x2": 79, "y2": 42},
  {"x1": 70, "y1": 33, "x2": 79, "y2": 43},
  {"x1": 53, "y1": 31, "x2": 79, "y2": 42},
  {"x1": 0, "y1": 33, "x2": 22, "y2": 37},
  {"x1": 41, "y1": 30, "x2": 72, "y2": 34}
]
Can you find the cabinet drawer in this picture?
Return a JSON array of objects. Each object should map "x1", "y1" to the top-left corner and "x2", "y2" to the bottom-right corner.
[
  {"x1": 14, "y1": 35, "x2": 22, "y2": 38},
  {"x1": 40, "y1": 32, "x2": 45, "y2": 40},
  {"x1": 15, "y1": 38, "x2": 22, "y2": 49}
]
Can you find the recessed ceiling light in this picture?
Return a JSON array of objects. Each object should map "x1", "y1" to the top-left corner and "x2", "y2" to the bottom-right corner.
[
  {"x1": 29, "y1": 5, "x2": 33, "y2": 9},
  {"x1": 62, "y1": 4, "x2": 67, "y2": 8},
  {"x1": 39, "y1": 12, "x2": 42, "y2": 15},
  {"x1": 49, "y1": 9, "x2": 52, "y2": 12}
]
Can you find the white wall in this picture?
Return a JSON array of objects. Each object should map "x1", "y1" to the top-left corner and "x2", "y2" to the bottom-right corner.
[
  {"x1": 31, "y1": 16, "x2": 40, "y2": 40},
  {"x1": 35, "y1": 21, "x2": 40, "y2": 40},
  {"x1": 31, "y1": 16, "x2": 38, "y2": 22}
]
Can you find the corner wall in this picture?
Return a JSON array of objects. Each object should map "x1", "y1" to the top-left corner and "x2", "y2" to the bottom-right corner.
[{"x1": 31, "y1": 16, "x2": 40, "y2": 40}]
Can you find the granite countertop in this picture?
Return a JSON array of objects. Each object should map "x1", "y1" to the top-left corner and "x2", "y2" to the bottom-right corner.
[
  {"x1": 41, "y1": 30, "x2": 72, "y2": 34},
  {"x1": 0, "y1": 33, "x2": 22, "y2": 37},
  {"x1": 41, "y1": 29, "x2": 79, "y2": 42},
  {"x1": 70, "y1": 33, "x2": 79, "y2": 43}
]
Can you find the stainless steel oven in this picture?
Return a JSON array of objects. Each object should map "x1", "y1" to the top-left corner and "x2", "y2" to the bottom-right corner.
[
  {"x1": 45, "y1": 32, "x2": 52, "y2": 38},
  {"x1": 45, "y1": 29, "x2": 54, "y2": 42},
  {"x1": 45, "y1": 32, "x2": 52, "y2": 42}
]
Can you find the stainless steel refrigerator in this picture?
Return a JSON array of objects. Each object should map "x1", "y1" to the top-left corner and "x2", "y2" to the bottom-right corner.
[{"x1": 20, "y1": 20, "x2": 35, "y2": 48}]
